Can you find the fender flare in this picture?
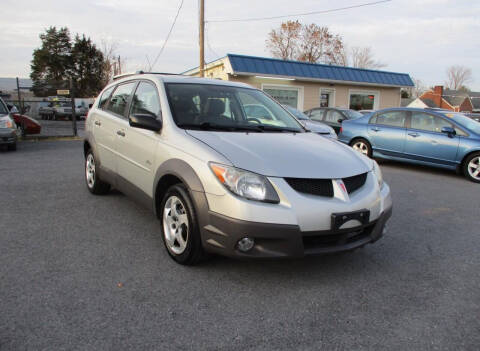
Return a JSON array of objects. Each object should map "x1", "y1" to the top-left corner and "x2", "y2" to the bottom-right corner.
[{"x1": 152, "y1": 158, "x2": 206, "y2": 217}]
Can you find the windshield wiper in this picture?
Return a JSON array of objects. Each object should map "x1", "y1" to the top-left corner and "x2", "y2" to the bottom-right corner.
[
  {"x1": 178, "y1": 122, "x2": 264, "y2": 132},
  {"x1": 254, "y1": 125, "x2": 301, "y2": 133}
]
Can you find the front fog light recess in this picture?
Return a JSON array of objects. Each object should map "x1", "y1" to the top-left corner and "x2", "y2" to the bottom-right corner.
[{"x1": 237, "y1": 237, "x2": 255, "y2": 252}]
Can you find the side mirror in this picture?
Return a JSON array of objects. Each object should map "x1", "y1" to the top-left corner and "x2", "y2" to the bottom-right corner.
[
  {"x1": 129, "y1": 113, "x2": 162, "y2": 132},
  {"x1": 441, "y1": 126, "x2": 456, "y2": 137}
]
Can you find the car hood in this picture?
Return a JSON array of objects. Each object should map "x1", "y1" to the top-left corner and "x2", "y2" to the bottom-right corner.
[
  {"x1": 300, "y1": 120, "x2": 334, "y2": 134},
  {"x1": 187, "y1": 130, "x2": 372, "y2": 178}
]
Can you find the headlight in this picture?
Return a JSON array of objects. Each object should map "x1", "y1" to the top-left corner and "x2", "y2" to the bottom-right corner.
[
  {"x1": 372, "y1": 160, "x2": 384, "y2": 188},
  {"x1": 0, "y1": 119, "x2": 13, "y2": 129},
  {"x1": 209, "y1": 163, "x2": 280, "y2": 203}
]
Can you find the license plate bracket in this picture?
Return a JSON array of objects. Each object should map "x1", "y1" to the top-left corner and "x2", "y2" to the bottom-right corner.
[{"x1": 331, "y1": 209, "x2": 370, "y2": 232}]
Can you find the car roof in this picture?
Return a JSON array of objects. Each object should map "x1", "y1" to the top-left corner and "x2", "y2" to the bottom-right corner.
[{"x1": 111, "y1": 73, "x2": 254, "y2": 89}]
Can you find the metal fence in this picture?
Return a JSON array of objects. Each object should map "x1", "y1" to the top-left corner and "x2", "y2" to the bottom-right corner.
[{"x1": 4, "y1": 97, "x2": 94, "y2": 139}]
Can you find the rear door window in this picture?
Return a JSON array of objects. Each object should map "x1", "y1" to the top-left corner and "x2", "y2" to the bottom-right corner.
[
  {"x1": 324, "y1": 110, "x2": 344, "y2": 123},
  {"x1": 309, "y1": 109, "x2": 325, "y2": 121},
  {"x1": 106, "y1": 82, "x2": 136, "y2": 117},
  {"x1": 371, "y1": 111, "x2": 406, "y2": 128}
]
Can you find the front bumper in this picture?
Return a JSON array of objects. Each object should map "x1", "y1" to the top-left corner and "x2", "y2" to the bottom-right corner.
[
  {"x1": 0, "y1": 129, "x2": 17, "y2": 144},
  {"x1": 200, "y1": 203, "x2": 392, "y2": 259}
]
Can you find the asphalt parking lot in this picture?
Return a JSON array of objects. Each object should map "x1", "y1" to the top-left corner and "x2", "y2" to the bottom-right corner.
[{"x1": 1, "y1": 141, "x2": 479, "y2": 350}]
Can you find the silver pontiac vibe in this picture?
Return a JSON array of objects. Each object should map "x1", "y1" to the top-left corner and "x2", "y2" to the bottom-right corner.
[{"x1": 84, "y1": 73, "x2": 392, "y2": 265}]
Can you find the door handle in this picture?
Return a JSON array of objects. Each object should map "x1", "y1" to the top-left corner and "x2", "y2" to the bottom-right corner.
[
  {"x1": 408, "y1": 132, "x2": 420, "y2": 137},
  {"x1": 94, "y1": 120, "x2": 101, "y2": 126},
  {"x1": 371, "y1": 127, "x2": 380, "y2": 132},
  {"x1": 116, "y1": 130, "x2": 125, "y2": 137}
]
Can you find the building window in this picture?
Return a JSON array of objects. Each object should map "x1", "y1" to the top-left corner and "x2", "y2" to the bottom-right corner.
[
  {"x1": 320, "y1": 88, "x2": 335, "y2": 107},
  {"x1": 262, "y1": 86, "x2": 301, "y2": 109},
  {"x1": 349, "y1": 91, "x2": 379, "y2": 110}
]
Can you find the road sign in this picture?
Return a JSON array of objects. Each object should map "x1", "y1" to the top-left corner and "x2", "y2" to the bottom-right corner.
[{"x1": 57, "y1": 89, "x2": 70, "y2": 95}]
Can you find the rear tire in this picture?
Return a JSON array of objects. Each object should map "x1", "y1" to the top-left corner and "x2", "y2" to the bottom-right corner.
[
  {"x1": 350, "y1": 138, "x2": 372, "y2": 158},
  {"x1": 160, "y1": 184, "x2": 205, "y2": 265},
  {"x1": 85, "y1": 150, "x2": 110, "y2": 194},
  {"x1": 463, "y1": 152, "x2": 480, "y2": 183}
]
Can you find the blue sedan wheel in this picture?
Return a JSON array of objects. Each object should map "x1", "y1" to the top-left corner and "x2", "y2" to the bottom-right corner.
[{"x1": 464, "y1": 153, "x2": 480, "y2": 183}]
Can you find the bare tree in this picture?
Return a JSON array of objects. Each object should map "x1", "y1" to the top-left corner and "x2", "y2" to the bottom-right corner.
[
  {"x1": 296, "y1": 24, "x2": 345, "y2": 65},
  {"x1": 410, "y1": 77, "x2": 426, "y2": 98},
  {"x1": 266, "y1": 20, "x2": 301, "y2": 60},
  {"x1": 99, "y1": 39, "x2": 127, "y2": 85},
  {"x1": 349, "y1": 46, "x2": 386, "y2": 69},
  {"x1": 445, "y1": 65, "x2": 473, "y2": 90}
]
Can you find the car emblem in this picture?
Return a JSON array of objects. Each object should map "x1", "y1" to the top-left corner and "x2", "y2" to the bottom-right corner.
[
  {"x1": 338, "y1": 180, "x2": 347, "y2": 194},
  {"x1": 333, "y1": 179, "x2": 349, "y2": 202}
]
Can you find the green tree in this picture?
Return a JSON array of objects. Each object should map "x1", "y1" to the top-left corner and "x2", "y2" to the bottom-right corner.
[
  {"x1": 30, "y1": 27, "x2": 106, "y2": 97},
  {"x1": 71, "y1": 35, "x2": 105, "y2": 97},
  {"x1": 30, "y1": 26, "x2": 72, "y2": 96}
]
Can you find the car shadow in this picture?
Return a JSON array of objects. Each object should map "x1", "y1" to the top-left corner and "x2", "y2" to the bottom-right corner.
[{"x1": 377, "y1": 159, "x2": 461, "y2": 180}]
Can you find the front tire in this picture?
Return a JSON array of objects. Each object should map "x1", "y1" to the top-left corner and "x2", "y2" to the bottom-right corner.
[
  {"x1": 463, "y1": 152, "x2": 480, "y2": 183},
  {"x1": 85, "y1": 150, "x2": 110, "y2": 194},
  {"x1": 160, "y1": 184, "x2": 205, "y2": 265},
  {"x1": 350, "y1": 138, "x2": 372, "y2": 158}
]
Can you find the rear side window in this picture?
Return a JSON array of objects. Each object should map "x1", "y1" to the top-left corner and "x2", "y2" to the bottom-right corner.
[
  {"x1": 106, "y1": 82, "x2": 136, "y2": 117},
  {"x1": 371, "y1": 111, "x2": 406, "y2": 128},
  {"x1": 324, "y1": 110, "x2": 344, "y2": 123},
  {"x1": 130, "y1": 82, "x2": 161, "y2": 118},
  {"x1": 309, "y1": 109, "x2": 324, "y2": 121},
  {"x1": 98, "y1": 86, "x2": 115, "y2": 110}
]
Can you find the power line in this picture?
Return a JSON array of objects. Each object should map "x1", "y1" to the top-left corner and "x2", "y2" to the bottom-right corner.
[
  {"x1": 206, "y1": 0, "x2": 392, "y2": 23},
  {"x1": 150, "y1": 0, "x2": 184, "y2": 71},
  {"x1": 205, "y1": 22, "x2": 221, "y2": 60}
]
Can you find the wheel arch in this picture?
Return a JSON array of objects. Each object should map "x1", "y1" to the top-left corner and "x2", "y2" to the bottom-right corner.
[
  {"x1": 460, "y1": 149, "x2": 480, "y2": 168},
  {"x1": 153, "y1": 159, "x2": 206, "y2": 219}
]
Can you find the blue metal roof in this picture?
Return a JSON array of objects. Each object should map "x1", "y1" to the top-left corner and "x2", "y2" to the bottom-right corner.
[{"x1": 227, "y1": 54, "x2": 414, "y2": 87}]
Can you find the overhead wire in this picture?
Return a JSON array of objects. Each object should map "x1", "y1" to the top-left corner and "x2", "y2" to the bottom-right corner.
[
  {"x1": 150, "y1": 0, "x2": 184, "y2": 71},
  {"x1": 206, "y1": 0, "x2": 392, "y2": 23}
]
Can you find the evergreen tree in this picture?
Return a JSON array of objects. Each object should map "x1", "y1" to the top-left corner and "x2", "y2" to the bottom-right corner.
[
  {"x1": 30, "y1": 27, "x2": 72, "y2": 96},
  {"x1": 71, "y1": 35, "x2": 105, "y2": 97},
  {"x1": 30, "y1": 27, "x2": 106, "y2": 97}
]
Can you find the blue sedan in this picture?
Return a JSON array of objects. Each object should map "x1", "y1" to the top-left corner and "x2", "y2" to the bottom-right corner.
[{"x1": 338, "y1": 108, "x2": 480, "y2": 182}]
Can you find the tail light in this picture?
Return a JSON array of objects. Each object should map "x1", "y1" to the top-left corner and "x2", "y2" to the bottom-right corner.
[{"x1": 339, "y1": 127, "x2": 343, "y2": 134}]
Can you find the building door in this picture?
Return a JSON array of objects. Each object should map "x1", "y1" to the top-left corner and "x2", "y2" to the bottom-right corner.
[{"x1": 320, "y1": 89, "x2": 335, "y2": 107}]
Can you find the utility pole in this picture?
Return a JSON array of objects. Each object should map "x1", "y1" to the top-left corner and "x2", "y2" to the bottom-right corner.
[
  {"x1": 118, "y1": 56, "x2": 122, "y2": 75},
  {"x1": 199, "y1": 0, "x2": 205, "y2": 77}
]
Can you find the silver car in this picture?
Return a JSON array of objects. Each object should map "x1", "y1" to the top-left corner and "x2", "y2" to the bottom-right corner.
[
  {"x1": 283, "y1": 105, "x2": 337, "y2": 138},
  {"x1": 84, "y1": 73, "x2": 392, "y2": 265},
  {"x1": 0, "y1": 97, "x2": 17, "y2": 151}
]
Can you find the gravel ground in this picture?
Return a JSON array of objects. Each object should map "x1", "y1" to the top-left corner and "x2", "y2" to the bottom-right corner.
[{"x1": 0, "y1": 141, "x2": 479, "y2": 350}]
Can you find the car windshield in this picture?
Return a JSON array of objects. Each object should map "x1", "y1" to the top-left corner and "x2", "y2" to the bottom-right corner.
[
  {"x1": 165, "y1": 83, "x2": 304, "y2": 133},
  {"x1": 283, "y1": 105, "x2": 309, "y2": 120},
  {"x1": 0, "y1": 100, "x2": 8, "y2": 115},
  {"x1": 343, "y1": 110, "x2": 364, "y2": 119},
  {"x1": 449, "y1": 113, "x2": 480, "y2": 134}
]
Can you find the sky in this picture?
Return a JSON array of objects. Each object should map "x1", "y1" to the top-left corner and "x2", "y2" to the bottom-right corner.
[{"x1": 1, "y1": 0, "x2": 479, "y2": 90}]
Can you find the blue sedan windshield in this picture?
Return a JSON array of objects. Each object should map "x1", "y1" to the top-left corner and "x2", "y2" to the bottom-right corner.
[{"x1": 449, "y1": 113, "x2": 480, "y2": 134}]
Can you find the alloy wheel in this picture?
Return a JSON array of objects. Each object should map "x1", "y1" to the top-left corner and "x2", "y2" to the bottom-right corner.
[
  {"x1": 163, "y1": 196, "x2": 189, "y2": 255},
  {"x1": 85, "y1": 154, "x2": 96, "y2": 188},
  {"x1": 467, "y1": 156, "x2": 480, "y2": 181},
  {"x1": 353, "y1": 141, "x2": 369, "y2": 156}
]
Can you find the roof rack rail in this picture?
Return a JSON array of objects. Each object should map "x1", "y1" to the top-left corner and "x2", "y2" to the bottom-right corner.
[{"x1": 112, "y1": 71, "x2": 184, "y2": 80}]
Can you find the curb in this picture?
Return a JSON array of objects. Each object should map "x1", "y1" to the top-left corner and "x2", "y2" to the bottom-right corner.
[{"x1": 21, "y1": 135, "x2": 83, "y2": 142}]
